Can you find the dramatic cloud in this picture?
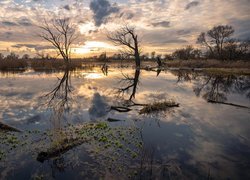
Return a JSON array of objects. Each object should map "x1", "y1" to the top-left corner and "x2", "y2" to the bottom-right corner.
[
  {"x1": 11, "y1": 44, "x2": 55, "y2": 51},
  {"x1": 185, "y1": 1, "x2": 200, "y2": 10},
  {"x1": 1, "y1": 21, "x2": 18, "y2": 26},
  {"x1": 90, "y1": 0, "x2": 119, "y2": 26},
  {"x1": 18, "y1": 18, "x2": 33, "y2": 26},
  {"x1": 63, "y1": 5, "x2": 70, "y2": 11},
  {"x1": 0, "y1": 0, "x2": 250, "y2": 56}
]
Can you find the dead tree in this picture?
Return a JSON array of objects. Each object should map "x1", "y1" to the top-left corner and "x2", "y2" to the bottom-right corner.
[
  {"x1": 39, "y1": 18, "x2": 77, "y2": 65},
  {"x1": 107, "y1": 25, "x2": 141, "y2": 68}
]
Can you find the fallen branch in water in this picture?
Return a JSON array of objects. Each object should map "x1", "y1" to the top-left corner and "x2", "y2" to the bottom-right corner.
[
  {"x1": 0, "y1": 122, "x2": 21, "y2": 132},
  {"x1": 139, "y1": 101, "x2": 179, "y2": 114},
  {"x1": 207, "y1": 99, "x2": 250, "y2": 109},
  {"x1": 37, "y1": 138, "x2": 87, "y2": 163},
  {"x1": 110, "y1": 106, "x2": 132, "y2": 112},
  {"x1": 107, "y1": 118, "x2": 125, "y2": 122},
  {"x1": 110, "y1": 100, "x2": 179, "y2": 114}
]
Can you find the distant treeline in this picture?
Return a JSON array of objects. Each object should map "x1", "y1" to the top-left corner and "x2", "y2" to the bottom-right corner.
[
  {"x1": 174, "y1": 25, "x2": 250, "y2": 61},
  {"x1": 0, "y1": 25, "x2": 249, "y2": 69}
]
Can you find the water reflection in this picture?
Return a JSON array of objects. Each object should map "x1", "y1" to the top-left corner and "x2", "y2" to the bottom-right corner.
[
  {"x1": 1, "y1": 66, "x2": 250, "y2": 179},
  {"x1": 118, "y1": 68, "x2": 140, "y2": 101},
  {"x1": 171, "y1": 70, "x2": 250, "y2": 102}
]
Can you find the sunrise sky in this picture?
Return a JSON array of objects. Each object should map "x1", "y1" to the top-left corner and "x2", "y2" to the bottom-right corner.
[{"x1": 0, "y1": 0, "x2": 249, "y2": 57}]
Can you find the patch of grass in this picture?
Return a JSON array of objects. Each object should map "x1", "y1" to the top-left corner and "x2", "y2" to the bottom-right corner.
[
  {"x1": 139, "y1": 101, "x2": 179, "y2": 114},
  {"x1": 163, "y1": 59, "x2": 250, "y2": 69},
  {"x1": 0, "y1": 59, "x2": 28, "y2": 70},
  {"x1": 204, "y1": 68, "x2": 250, "y2": 75}
]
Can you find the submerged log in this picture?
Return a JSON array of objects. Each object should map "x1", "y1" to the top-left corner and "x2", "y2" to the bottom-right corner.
[
  {"x1": 107, "y1": 118, "x2": 125, "y2": 122},
  {"x1": 207, "y1": 99, "x2": 250, "y2": 109},
  {"x1": 37, "y1": 138, "x2": 87, "y2": 163},
  {"x1": 0, "y1": 122, "x2": 21, "y2": 132}
]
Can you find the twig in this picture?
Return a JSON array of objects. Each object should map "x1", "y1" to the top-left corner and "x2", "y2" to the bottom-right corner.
[{"x1": 207, "y1": 99, "x2": 250, "y2": 109}]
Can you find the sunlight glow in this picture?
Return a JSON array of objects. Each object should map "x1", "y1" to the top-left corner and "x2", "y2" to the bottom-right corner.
[
  {"x1": 79, "y1": 22, "x2": 97, "y2": 35},
  {"x1": 83, "y1": 72, "x2": 103, "y2": 79},
  {"x1": 73, "y1": 41, "x2": 116, "y2": 55}
]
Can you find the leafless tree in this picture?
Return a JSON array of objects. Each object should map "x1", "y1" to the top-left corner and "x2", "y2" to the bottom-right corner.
[
  {"x1": 39, "y1": 18, "x2": 77, "y2": 65},
  {"x1": 107, "y1": 25, "x2": 141, "y2": 67},
  {"x1": 197, "y1": 25, "x2": 234, "y2": 59}
]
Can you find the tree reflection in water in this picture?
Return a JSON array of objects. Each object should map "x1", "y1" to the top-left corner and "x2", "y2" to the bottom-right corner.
[
  {"x1": 45, "y1": 67, "x2": 73, "y2": 129},
  {"x1": 118, "y1": 68, "x2": 141, "y2": 101},
  {"x1": 171, "y1": 70, "x2": 250, "y2": 102}
]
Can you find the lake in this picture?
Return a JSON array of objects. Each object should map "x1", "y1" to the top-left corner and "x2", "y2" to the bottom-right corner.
[{"x1": 0, "y1": 65, "x2": 250, "y2": 179}]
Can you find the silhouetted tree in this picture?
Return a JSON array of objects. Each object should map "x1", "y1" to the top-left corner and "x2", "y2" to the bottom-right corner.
[
  {"x1": 197, "y1": 25, "x2": 234, "y2": 60},
  {"x1": 107, "y1": 25, "x2": 141, "y2": 67},
  {"x1": 151, "y1": 51, "x2": 156, "y2": 60},
  {"x1": 39, "y1": 18, "x2": 77, "y2": 65},
  {"x1": 0, "y1": 53, "x2": 4, "y2": 60},
  {"x1": 238, "y1": 40, "x2": 250, "y2": 60},
  {"x1": 6, "y1": 52, "x2": 19, "y2": 60},
  {"x1": 22, "y1": 54, "x2": 30, "y2": 60},
  {"x1": 98, "y1": 52, "x2": 107, "y2": 61},
  {"x1": 223, "y1": 39, "x2": 238, "y2": 60},
  {"x1": 164, "y1": 54, "x2": 174, "y2": 61},
  {"x1": 172, "y1": 45, "x2": 200, "y2": 60}
]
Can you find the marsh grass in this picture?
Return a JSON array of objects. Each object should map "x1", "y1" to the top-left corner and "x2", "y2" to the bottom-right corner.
[
  {"x1": 0, "y1": 59, "x2": 28, "y2": 70},
  {"x1": 139, "y1": 101, "x2": 179, "y2": 114},
  {"x1": 1, "y1": 58, "x2": 250, "y2": 71},
  {"x1": 164, "y1": 59, "x2": 250, "y2": 69}
]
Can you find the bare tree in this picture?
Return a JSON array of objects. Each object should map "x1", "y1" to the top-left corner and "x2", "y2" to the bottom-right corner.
[
  {"x1": 107, "y1": 25, "x2": 141, "y2": 67},
  {"x1": 197, "y1": 25, "x2": 234, "y2": 59},
  {"x1": 197, "y1": 32, "x2": 214, "y2": 56},
  {"x1": 39, "y1": 18, "x2": 77, "y2": 65}
]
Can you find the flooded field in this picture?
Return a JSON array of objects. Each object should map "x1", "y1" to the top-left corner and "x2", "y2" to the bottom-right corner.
[{"x1": 0, "y1": 65, "x2": 250, "y2": 179}]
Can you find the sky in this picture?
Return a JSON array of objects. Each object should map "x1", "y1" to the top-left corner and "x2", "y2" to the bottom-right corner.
[{"x1": 0, "y1": 0, "x2": 250, "y2": 57}]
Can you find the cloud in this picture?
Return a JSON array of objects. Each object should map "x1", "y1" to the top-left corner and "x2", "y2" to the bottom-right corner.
[
  {"x1": 18, "y1": 18, "x2": 33, "y2": 26},
  {"x1": 152, "y1": 21, "x2": 170, "y2": 28},
  {"x1": 63, "y1": 5, "x2": 70, "y2": 11},
  {"x1": 185, "y1": 1, "x2": 200, "y2": 10},
  {"x1": 12, "y1": 44, "x2": 55, "y2": 51},
  {"x1": 90, "y1": 0, "x2": 119, "y2": 26},
  {"x1": 2, "y1": 21, "x2": 18, "y2": 26},
  {"x1": 1, "y1": 18, "x2": 32, "y2": 27},
  {"x1": 142, "y1": 29, "x2": 187, "y2": 46}
]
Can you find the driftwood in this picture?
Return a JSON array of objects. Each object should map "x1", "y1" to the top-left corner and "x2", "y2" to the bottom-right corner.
[
  {"x1": 110, "y1": 101, "x2": 179, "y2": 114},
  {"x1": 0, "y1": 122, "x2": 21, "y2": 132},
  {"x1": 207, "y1": 99, "x2": 250, "y2": 109}
]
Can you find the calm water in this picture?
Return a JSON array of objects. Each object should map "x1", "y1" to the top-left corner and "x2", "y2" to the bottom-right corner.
[{"x1": 0, "y1": 65, "x2": 250, "y2": 179}]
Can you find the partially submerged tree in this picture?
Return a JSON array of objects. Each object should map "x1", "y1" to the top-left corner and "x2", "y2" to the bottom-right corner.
[
  {"x1": 39, "y1": 18, "x2": 77, "y2": 65},
  {"x1": 107, "y1": 25, "x2": 141, "y2": 67}
]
